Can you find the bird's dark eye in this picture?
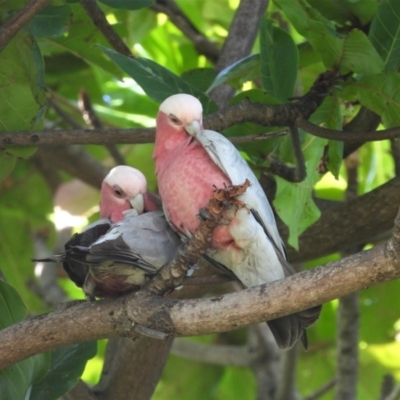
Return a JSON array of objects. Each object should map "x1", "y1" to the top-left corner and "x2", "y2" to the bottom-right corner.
[
  {"x1": 169, "y1": 114, "x2": 181, "y2": 125},
  {"x1": 113, "y1": 185, "x2": 124, "y2": 198}
]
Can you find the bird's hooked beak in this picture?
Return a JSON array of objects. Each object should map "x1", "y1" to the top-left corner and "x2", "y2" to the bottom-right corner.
[
  {"x1": 184, "y1": 120, "x2": 202, "y2": 137},
  {"x1": 129, "y1": 193, "x2": 144, "y2": 214}
]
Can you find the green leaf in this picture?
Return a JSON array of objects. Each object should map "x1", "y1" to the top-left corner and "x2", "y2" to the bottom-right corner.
[
  {"x1": 102, "y1": 47, "x2": 217, "y2": 114},
  {"x1": 181, "y1": 68, "x2": 217, "y2": 92},
  {"x1": 274, "y1": 134, "x2": 327, "y2": 249},
  {"x1": 30, "y1": 342, "x2": 97, "y2": 400},
  {"x1": 311, "y1": 95, "x2": 343, "y2": 178},
  {"x1": 369, "y1": 0, "x2": 400, "y2": 72},
  {"x1": 273, "y1": 0, "x2": 334, "y2": 38},
  {"x1": 42, "y1": 4, "x2": 124, "y2": 78},
  {"x1": 0, "y1": 152, "x2": 17, "y2": 182},
  {"x1": 308, "y1": 22, "x2": 385, "y2": 74},
  {"x1": 0, "y1": 30, "x2": 46, "y2": 181},
  {"x1": 343, "y1": 72, "x2": 400, "y2": 127},
  {"x1": 98, "y1": 0, "x2": 153, "y2": 10},
  {"x1": 29, "y1": 5, "x2": 70, "y2": 37},
  {"x1": 308, "y1": 0, "x2": 377, "y2": 25},
  {"x1": 0, "y1": 280, "x2": 50, "y2": 400},
  {"x1": 259, "y1": 19, "x2": 298, "y2": 102},
  {"x1": 206, "y1": 54, "x2": 260, "y2": 93}
]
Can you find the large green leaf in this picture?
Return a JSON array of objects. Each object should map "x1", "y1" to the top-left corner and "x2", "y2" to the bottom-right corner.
[
  {"x1": 343, "y1": 72, "x2": 400, "y2": 127},
  {"x1": 308, "y1": 21, "x2": 385, "y2": 74},
  {"x1": 30, "y1": 342, "x2": 97, "y2": 400},
  {"x1": 369, "y1": 0, "x2": 400, "y2": 72},
  {"x1": 308, "y1": 0, "x2": 377, "y2": 25},
  {"x1": 273, "y1": 134, "x2": 327, "y2": 250},
  {"x1": 41, "y1": 4, "x2": 124, "y2": 78},
  {"x1": 181, "y1": 68, "x2": 217, "y2": 93},
  {"x1": 29, "y1": 5, "x2": 70, "y2": 38},
  {"x1": 98, "y1": 0, "x2": 153, "y2": 10},
  {"x1": 0, "y1": 30, "x2": 46, "y2": 181},
  {"x1": 206, "y1": 54, "x2": 260, "y2": 93},
  {"x1": 259, "y1": 19, "x2": 298, "y2": 102},
  {"x1": 273, "y1": 0, "x2": 334, "y2": 38},
  {"x1": 102, "y1": 47, "x2": 217, "y2": 114},
  {"x1": 0, "y1": 280, "x2": 50, "y2": 400}
]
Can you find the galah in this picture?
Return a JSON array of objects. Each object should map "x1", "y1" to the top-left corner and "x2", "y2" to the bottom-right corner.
[
  {"x1": 154, "y1": 93, "x2": 321, "y2": 349},
  {"x1": 99, "y1": 165, "x2": 160, "y2": 223},
  {"x1": 35, "y1": 166, "x2": 180, "y2": 299}
]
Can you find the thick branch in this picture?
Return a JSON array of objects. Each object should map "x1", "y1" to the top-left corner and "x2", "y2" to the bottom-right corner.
[
  {"x1": 211, "y1": 0, "x2": 268, "y2": 108},
  {"x1": 1, "y1": 217, "x2": 400, "y2": 369},
  {"x1": 150, "y1": 0, "x2": 220, "y2": 63},
  {"x1": 0, "y1": 0, "x2": 51, "y2": 52}
]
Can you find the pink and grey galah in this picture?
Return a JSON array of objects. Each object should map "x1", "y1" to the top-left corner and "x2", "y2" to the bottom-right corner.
[
  {"x1": 154, "y1": 93, "x2": 321, "y2": 349},
  {"x1": 35, "y1": 166, "x2": 180, "y2": 299}
]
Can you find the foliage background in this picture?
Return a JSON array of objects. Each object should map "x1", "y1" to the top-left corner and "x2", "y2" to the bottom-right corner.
[{"x1": 0, "y1": 0, "x2": 400, "y2": 399}]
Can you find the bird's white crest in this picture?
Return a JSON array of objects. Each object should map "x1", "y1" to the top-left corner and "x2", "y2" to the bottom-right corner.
[
  {"x1": 159, "y1": 94, "x2": 203, "y2": 125},
  {"x1": 104, "y1": 166, "x2": 147, "y2": 197}
]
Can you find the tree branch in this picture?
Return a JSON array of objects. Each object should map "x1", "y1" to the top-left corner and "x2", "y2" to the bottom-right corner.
[
  {"x1": 210, "y1": 0, "x2": 269, "y2": 108},
  {"x1": 0, "y1": 0, "x2": 51, "y2": 52},
  {"x1": 1, "y1": 207, "x2": 400, "y2": 369},
  {"x1": 298, "y1": 119, "x2": 400, "y2": 142},
  {"x1": 171, "y1": 338, "x2": 250, "y2": 366},
  {"x1": 80, "y1": 0, "x2": 132, "y2": 57}
]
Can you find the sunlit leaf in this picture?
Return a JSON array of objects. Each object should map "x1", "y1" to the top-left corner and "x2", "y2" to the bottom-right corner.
[
  {"x1": 369, "y1": 0, "x2": 400, "y2": 72},
  {"x1": 273, "y1": 0, "x2": 334, "y2": 38},
  {"x1": 206, "y1": 54, "x2": 260, "y2": 92},
  {"x1": 308, "y1": 21, "x2": 385, "y2": 74}
]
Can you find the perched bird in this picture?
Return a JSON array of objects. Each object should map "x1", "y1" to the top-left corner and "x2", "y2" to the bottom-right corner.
[
  {"x1": 99, "y1": 165, "x2": 160, "y2": 223},
  {"x1": 154, "y1": 93, "x2": 321, "y2": 349},
  {"x1": 35, "y1": 166, "x2": 180, "y2": 299}
]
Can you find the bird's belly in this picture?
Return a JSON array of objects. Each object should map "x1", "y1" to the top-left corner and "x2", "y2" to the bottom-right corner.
[{"x1": 158, "y1": 144, "x2": 230, "y2": 234}]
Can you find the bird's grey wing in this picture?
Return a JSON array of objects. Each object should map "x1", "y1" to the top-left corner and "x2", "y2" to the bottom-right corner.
[
  {"x1": 196, "y1": 129, "x2": 285, "y2": 255},
  {"x1": 88, "y1": 211, "x2": 180, "y2": 274}
]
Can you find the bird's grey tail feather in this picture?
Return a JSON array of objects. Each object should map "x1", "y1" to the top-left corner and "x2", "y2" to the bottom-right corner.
[{"x1": 267, "y1": 304, "x2": 322, "y2": 350}]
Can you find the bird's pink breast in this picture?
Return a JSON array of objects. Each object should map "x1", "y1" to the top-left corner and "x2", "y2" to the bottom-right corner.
[{"x1": 157, "y1": 139, "x2": 231, "y2": 234}]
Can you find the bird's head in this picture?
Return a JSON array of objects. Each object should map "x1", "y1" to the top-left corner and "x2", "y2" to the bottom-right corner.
[
  {"x1": 99, "y1": 166, "x2": 147, "y2": 223},
  {"x1": 154, "y1": 94, "x2": 204, "y2": 157}
]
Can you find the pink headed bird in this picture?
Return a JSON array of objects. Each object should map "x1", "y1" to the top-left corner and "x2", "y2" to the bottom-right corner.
[
  {"x1": 154, "y1": 93, "x2": 321, "y2": 349},
  {"x1": 35, "y1": 166, "x2": 180, "y2": 299}
]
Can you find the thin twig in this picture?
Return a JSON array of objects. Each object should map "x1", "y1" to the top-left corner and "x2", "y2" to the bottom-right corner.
[
  {"x1": 304, "y1": 378, "x2": 337, "y2": 400},
  {"x1": 80, "y1": 0, "x2": 132, "y2": 57},
  {"x1": 298, "y1": 119, "x2": 400, "y2": 142},
  {"x1": 0, "y1": 0, "x2": 52, "y2": 52},
  {"x1": 78, "y1": 89, "x2": 125, "y2": 165},
  {"x1": 150, "y1": 0, "x2": 220, "y2": 63}
]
